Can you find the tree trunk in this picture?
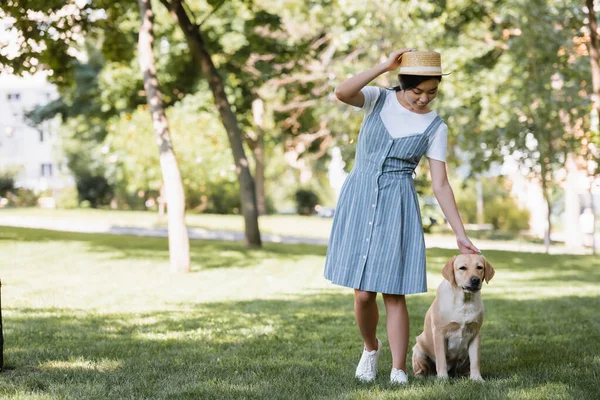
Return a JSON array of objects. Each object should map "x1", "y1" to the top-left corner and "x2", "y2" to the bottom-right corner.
[
  {"x1": 252, "y1": 98, "x2": 266, "y2": 215},
  {"x1": 158, "y1": 183, "x2": 166, "y2": 220},
  {"x1": 589, "y1": 187, "x2": 597, "y2": 254},
  {"x1": 586, "y1": 0, "x2": 599, "y2": 255},
  {"x1": 160, "y1": 0, "x2": 261, "y2": 247},
  {"x1": 541, "y1": 174, "x2": 552, "y2": 253},
  {"x1": 138, "y1": 0, "x2": 190, "y2": 272},
  {"x1": 475, "y1": 176, "x2": 484, "y2": 225},
  {"x1": 587, "y1": 0, "x2": 600, "y2": 99},
  {"x1": 564, "y1": 154, "x2": 583, "y2": 248}
]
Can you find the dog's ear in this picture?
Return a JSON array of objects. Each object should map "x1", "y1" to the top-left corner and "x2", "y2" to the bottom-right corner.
[
  {"x1": 483, "y1": 256, "x2": 495, "y2": 283},
  {"x1": 442, "y1": 256, "x2": 457, "y2": 286}
]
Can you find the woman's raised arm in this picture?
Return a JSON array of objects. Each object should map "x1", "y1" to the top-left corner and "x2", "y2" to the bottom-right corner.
[{"x1": 334, "y1": 48, "x2": 415, "y2": 107}]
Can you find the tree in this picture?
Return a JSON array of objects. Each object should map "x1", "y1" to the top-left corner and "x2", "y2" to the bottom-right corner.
[
  {"x1": 158, "y1": 0, "x2": 262, "y2": 247},
  {"x1": 582, "y1": 0, "x2": 600, "y2": 254},
  {"x1": 442, "y1": 0, "x2": 590, "y2": 251},
  {"x1": 2, "y1": 0, "x2": 191, "y2": 271},
  {"x1": 137, "y1": 0, "x2": 190, "y2": 272}
]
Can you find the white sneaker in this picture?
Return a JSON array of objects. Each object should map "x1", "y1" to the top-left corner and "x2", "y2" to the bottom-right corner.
[
  {"x1": 390, "y1": 368, "x2": 408, "y2": 385},
  {"x1": 355, "y1": 338, "x2": 382, "y2": 382}
]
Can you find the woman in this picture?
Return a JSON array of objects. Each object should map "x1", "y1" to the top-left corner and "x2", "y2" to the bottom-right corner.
[{"x1": 324, "y1": 49, "x2": 479, "y2": 385}]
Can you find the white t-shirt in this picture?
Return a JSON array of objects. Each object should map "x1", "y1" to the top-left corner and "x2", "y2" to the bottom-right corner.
[{"x1": 356, "y1": 86, "x2": 448, "y2": 162}]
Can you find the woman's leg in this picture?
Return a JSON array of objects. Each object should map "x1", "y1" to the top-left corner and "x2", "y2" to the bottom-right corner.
[
  {"x1": 354, "y1": 289, "x2": 379, "y2": 350},
  {"x1": 382, "y1": 293, "x2": 409, "y2": 371}
]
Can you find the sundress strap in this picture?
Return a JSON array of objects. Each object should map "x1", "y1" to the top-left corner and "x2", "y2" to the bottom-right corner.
[
  {"x1": 423, "y1": 115, "x2": 443, "y2": 140},
  {"x1": 373, "y1": 87, "x2": 389, "y2": 114}
]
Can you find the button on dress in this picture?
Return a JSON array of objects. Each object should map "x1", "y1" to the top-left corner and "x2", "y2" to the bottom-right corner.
[{"x1": 324, "y1": 88, "x2": 443, "y2": 295}]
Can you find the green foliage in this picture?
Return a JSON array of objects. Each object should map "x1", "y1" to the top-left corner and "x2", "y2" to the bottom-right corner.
[
  {"x1": 4, "y1": 188, "x2": 40, "y2": 207},
  {"x1": 76, "y1": 175, "x2": 113, "y2": 208},
  {"x1": 0, "y1": 169, "x2": 39, "y2": 206},
  {"x1": 455, "y1": 176, "x2": 530, "y2": 232},
  {"x1": 5, "y1": 0, "x2": 598, "y2": 221},
  {"x1": 485, "y1": 195, "x2": 531, "y2": 233},
  {"x1": 101, "y1": 90, "x2": 235, "y2": 210},
  {"x1": 295, "y1": 188, "x2": 319, "y2": 216},
  {"x1": 204, "y1": 180, "x2": 242, "y2": 214},
  {"x1": 55, "y1": 187, "x2": 80, "y2": 209},
  {"x1": 420, "y1": 198, "x2": 446, "y2": 234},
  {"x1": 0, "y1": 176, "x2": 15, "y2": 197},
  {"x1": 0, "y1": 0, "x2": 90, "y2": 87}
]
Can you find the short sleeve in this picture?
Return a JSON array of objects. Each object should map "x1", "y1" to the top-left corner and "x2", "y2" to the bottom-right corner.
[
  {"x1": 353, "y1": 86, "x2": 382, "y2": 116},
  {"x1": 426, "y1": 122, "x2": 448, "y2": 162}
]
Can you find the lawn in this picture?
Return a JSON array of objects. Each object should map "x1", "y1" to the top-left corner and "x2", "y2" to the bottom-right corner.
[
  {"x1": 0, "y1": 226, "x2": 599, "y2": 399},
  {"x1": 0, "y1": 208, "x2": 335, "y2": 239}
]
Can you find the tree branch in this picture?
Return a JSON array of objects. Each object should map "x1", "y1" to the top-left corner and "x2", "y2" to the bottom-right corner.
[{"x1": 198, "y1": 0, "x2": 227, "y2": 28}]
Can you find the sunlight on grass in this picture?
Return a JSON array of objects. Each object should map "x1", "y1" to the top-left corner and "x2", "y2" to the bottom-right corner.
[
  {"x1": 1, "y1": 227, "x2": 599, "y2": 399},
  {"x1": 39, "y1": 358, "x2": 122, "y2": 372},
  {"x1": 508, "y1": 383, "x2": 570, "y2": 399}
]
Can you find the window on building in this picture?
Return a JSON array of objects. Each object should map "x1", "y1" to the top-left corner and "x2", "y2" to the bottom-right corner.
[
  {"x1": 39, "y1": 130, "x2": 44, "y2": 142},
  {"x1": 7, "y1": 92, "x2": 21, "y2": 101},
  {"x1": 41, "y1": 163, "x2": 53, "y2": 177}
]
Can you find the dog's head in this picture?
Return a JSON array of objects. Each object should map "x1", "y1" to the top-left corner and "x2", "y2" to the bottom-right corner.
[{"x1": 442, "y1": 254, "x2": 495, "y2": 292}]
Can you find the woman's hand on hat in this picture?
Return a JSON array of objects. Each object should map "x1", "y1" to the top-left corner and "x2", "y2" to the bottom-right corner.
[{"x1": 382, "y1": 48, "x2": 415, "y2": 72}]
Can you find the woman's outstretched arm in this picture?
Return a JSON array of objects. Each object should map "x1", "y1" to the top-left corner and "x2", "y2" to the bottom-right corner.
[{"x1": 429, "y1": 158, "x2": 480, "y2": 254}]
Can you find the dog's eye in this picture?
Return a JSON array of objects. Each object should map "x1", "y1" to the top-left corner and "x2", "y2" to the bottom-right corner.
[
  {"x1": 476, "y1": 266, "x2": 483, "y2": 269},
  {"x1": 459, "y1": 266, "x2": 467, "y2": 270}
]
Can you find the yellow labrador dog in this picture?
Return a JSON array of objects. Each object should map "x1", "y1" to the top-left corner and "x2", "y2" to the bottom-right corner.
[{"x1": 412, "y1": 254, "x2": 495, "y2": 381}]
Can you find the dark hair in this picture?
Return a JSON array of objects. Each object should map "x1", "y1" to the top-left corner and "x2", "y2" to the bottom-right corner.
[{"x1": 390, "y1": 74, "x2": 442, "y2": 91}]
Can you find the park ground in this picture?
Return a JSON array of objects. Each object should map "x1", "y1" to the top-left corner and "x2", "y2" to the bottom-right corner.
[
  {"x1": 0, "y1": 220, "x2": 599, "y2": 399},
  {"x1": 0, "y1": 208, "x2": 593, "y2": 254}
]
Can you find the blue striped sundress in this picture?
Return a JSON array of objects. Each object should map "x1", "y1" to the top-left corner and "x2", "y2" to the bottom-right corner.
[{"x1": 324, "y1": 87, "x2": 443, "y2": 295}]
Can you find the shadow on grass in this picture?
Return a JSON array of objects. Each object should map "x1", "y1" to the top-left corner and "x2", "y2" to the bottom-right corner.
[
  {"x1": 2, "y1": 293, "x2": 599, "y2": 400},
  {"x1": 4, "y1": 226, "x2": 600, "y2": 278},
  {"x1": 0, "y1": 226, "x2": 327, "y2": 271}
]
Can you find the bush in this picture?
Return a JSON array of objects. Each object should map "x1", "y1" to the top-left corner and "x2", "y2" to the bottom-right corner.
[
  {"x1": 206, "y1": 180, "x2": 241, "y2": 214},
  {"x1": 295, "y1": 189, "x2": 319, "y2": 216},
  {"x1": 420, "y1": 201, "x2": 445, "y2": 233},
  {"x1": 485, "y1": 197, "x2": 531, "y2": 232},
  {"x1": 76, "y1": 175, "x2": 113, "y2": 208},
  {"x1": 0, "y1": 177, "x2": 14, "y2": 197},
  {"x1": 55, "y1": 187, "x2": 80, "y2": 209},
  {"x1": 455, "y1": 176, "x2": 530, "y2": 233},
  {"x1": 9, "y1": 188, "x2": 39, "y2": 207}
]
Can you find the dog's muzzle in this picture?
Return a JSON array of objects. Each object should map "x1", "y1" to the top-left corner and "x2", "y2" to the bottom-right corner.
[{"x1": 463, "y1": 276, "x2": 482, "y2": 292}]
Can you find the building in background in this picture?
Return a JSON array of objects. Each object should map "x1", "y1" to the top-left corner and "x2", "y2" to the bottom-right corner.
[{"x1": 0, "y1": 73, "x2": 73, "y2": 197}]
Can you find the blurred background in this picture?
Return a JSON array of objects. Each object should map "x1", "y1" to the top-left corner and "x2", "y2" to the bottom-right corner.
[{"x1": 1, "y1": 0, "x2": 599, "y2": 259}]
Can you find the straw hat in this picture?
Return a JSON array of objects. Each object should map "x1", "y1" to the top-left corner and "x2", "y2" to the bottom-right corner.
[{"x1": 399, "y1": 51, "x2": 444, "y2": 76}]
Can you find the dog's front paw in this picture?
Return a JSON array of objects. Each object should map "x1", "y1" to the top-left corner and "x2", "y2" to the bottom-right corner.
[
  {"x1": 437, "y1": 373, "x2": 449, "y2": 380},
  {"x1": 470, "y1": 374, "x2": 484, "y2": 382}
]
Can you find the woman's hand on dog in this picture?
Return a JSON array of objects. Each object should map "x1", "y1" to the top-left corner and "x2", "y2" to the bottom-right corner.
[{"x1": 456, "y1": 235, "x2": 479, "y2": 254}]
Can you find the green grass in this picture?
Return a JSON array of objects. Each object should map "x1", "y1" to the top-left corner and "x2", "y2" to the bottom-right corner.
[
  {"x1": 0, "y1": 226, "x2": 599, "y2": 399},
  {"x1": 0, "y1": 208, "x2": 334, "y2": 239}
]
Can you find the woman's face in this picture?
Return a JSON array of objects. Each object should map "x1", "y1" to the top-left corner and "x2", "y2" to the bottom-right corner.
[{"x1": 403, "y1": 79, "x2": 439, "y2": 111}]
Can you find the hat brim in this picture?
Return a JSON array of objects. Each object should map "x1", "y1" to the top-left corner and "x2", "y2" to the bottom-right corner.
[
  {"x1": 398, "y1": 71, "x2": 452, "y2": 76},
  {"x1": 398, "y1": 66, "x2": 441, "y2": 75}
]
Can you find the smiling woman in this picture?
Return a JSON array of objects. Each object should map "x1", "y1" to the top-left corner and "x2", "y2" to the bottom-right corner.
[
  {"x1": 325, "y1": 49, "x2": 479, "y2": 385},
  {"x1": 391, "y1": 74, "x2": 442, "y2": 114}
]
